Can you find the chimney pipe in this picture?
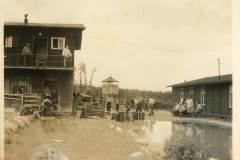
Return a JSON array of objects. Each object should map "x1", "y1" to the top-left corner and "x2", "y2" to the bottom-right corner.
[
  {"x1": 24, "y1": 14, "x2": 28, "y2": 24},
  {"x1": 217, "y1": 58, "x2": 221, "y2": 80}
]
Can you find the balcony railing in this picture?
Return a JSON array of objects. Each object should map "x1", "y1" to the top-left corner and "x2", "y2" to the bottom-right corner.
[{"x1": 4, "y1": 54, "x2": 73, "y2": 68}]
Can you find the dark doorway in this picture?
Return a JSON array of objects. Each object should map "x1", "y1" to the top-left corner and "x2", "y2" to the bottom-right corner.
[
  {"x1": 34, "y1": 37, "x2": 48, "y2": 66},
  {"x1": 44, "y1": 81, "x2": 59, "y2": 107}
]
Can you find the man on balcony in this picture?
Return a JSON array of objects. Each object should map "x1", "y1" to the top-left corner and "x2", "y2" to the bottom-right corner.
[
  {"x1": 62, "y1": 45, "x2": 72, "y2": 67},
  {"x1": 21, "y1": 43, "x2": 32, "y2": 65},
  {"x1": 22, "y1": 43, "x2": 32, "y2": 55}
]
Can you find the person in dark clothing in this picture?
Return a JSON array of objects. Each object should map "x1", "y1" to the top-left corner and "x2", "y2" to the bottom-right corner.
[
  {"x1": 17, "y1": 85, "x2": 24, "y2": 94},
  {"x1": 130, "y1": 98, "x2": 135, "y2": 108},
  {"x1": 125, "y1": 98, "x2": 132, "y2": 112},
  {"x1": 115, "y1": 98, "x2": 120, "y2": 112},
  {"x1": 50, "y1": 89, "x2": 58, "y2": 110},
  {"x1": 44, "y1": 87, "x2": 51, "y2": 99},
  {"x1": 40, "y1": 95, "x2": 53, "y2": 116},
  {"x1": 136, "y1": 100, "x2": 143, "y2": 112},
  {"x1": 106, "y1": 101, "x2": 112, "y2": 112},
  {"x1": 72, "y1": 88, "x2": 80, "y2": 115},
  {"x1": 143, "y1": 98, "x2": 149, "y2": 111}
]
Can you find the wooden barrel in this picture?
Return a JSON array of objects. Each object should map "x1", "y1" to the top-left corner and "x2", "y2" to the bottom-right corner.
[
  {"x1": 119, "y1": 112, "x2": 125, "y2": 122},
  {"x1": 128, "y1": 112, "x2": 135, "y2": 121},
  {"x1": 139, "y1": 112, "x2": 145, "y2": 120},
  {"x1": 112, "y1": 113, "x2": 116, "y2": 120},
  {"x1": 134, "y1": 112, "x2": 139, "y2": 120},
  {"x1": 111, "y1": 112, "x2": 120, "y2": 121},
  {"x1": 124, "y1": 112, "x2": 129, "y2": 121},
  {"x1": 134, "y1": 112, "x2": 145, "y2": 120}
]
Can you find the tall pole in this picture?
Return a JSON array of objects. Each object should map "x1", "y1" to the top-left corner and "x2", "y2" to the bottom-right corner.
[{"x1": 217, "y1": 58, "x2": 221, "y2": 80}]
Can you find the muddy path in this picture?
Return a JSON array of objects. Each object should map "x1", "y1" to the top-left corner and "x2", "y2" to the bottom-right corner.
[
  {"x1": 5, "y1": 115, "x2": 158, "y2": 160},
  {"x1": 5, "y1": 111, "x2": 231, "y2": 160}
]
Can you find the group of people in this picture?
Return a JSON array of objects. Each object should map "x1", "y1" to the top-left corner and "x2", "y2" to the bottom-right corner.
[
  {"x1": 172, "y1": 97, "x2": 204, "y2": 118},
  {"x1": 21, "y1": 42, "x2": 72, "y2": 67},
  {"x1": 106, "y1": 96, "x2": 156, "y2": 116},
  {"x1": 106, "y1": 97, "x2": 120, "y2": 112},
  {"x1": 39, "y1": 87, "x2": 59, "y2": 116},
  {"x1": 126, "y1": 97, "x2": 156, "y2": 116}
]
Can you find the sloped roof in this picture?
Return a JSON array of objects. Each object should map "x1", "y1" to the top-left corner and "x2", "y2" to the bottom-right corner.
[
  {"x1": 4, "y1": 22, "x2": 86, "y2": 30},
  {"x1": 168, "y1": 74, "x2": 232, "y2": 88},
  {"x1": 102, "y1": 76, "x2": 118, "y2": 82}
]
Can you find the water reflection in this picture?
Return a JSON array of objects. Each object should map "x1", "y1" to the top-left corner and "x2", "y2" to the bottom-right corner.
[{"x1": 129, "y1": 121, "x2": 232, "y2": 160}]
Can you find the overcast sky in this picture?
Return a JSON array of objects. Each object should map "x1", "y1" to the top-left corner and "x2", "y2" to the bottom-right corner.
[{"x1": 2, "y1": 0, "x2": 231, "y2": 91}]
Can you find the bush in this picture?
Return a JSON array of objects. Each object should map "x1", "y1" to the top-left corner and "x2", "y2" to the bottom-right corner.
[{"x1": 163, "y1": 135, "x2": 211, "y2": 160}]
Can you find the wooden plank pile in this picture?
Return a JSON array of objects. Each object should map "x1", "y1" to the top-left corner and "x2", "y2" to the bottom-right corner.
[{"x1": 86, "y1": 103, "x2": 105, "y2": 117}]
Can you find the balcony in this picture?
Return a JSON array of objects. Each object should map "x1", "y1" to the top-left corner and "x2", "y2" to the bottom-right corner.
[{"x1": 4, "y1": 54, "x2": 74, "y2": 71}]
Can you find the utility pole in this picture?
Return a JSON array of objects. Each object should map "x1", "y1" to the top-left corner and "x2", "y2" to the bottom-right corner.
[
  {"x1": 79, "y1": 63, "x2": 87, "y2": 90},
  {"x1": 89, "y1": 68, "x2": 97, "y2": 87},
  {"x1": 217, "y1": 58, "x2": 221, "y2": 80}
]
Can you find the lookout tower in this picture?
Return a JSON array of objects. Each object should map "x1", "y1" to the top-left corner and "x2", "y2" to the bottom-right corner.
[{"x1": 102, "y1": 75, "x2": 118, "y2": 97}]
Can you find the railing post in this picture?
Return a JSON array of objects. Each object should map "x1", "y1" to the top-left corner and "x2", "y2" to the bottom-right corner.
[
  {"x1": 21, "y1": 94, "x2": 24, "y2": 112},
  {"x1": 16, "y1": 55, "x2": 19, "y2": 66},
  {"x1": 23, "y1": 55, "x2": 25, "y2": 66}
]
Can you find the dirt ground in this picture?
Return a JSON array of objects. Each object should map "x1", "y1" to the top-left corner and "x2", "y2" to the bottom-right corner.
[{"x1": 4, "y1": 111, "x2": 172, "y2": 160}]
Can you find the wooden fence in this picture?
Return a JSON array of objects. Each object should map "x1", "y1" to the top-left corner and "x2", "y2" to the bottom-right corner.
[{"x1": 4, "y1": 94, "x2": 41, "y2": 112}]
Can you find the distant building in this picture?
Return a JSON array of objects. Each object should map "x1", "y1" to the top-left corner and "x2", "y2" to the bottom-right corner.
[
  {"x1": 102, "y1": 75, "x2": 119, "y2": 97},
  {"x1": 169, "y1": 74, "x2": 232, "y2": 120},
  {"x1": 4, "y1": 18, "x2": 86, "y2": 108}
]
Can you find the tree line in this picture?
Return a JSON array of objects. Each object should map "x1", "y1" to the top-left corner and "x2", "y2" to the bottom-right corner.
[{"x1": 74, "y1": 85, "x2": 172, "y2": 106}]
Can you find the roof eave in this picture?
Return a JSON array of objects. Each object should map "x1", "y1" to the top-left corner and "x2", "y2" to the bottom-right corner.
[
  {"x1": 169, "y1": 81, "x2": 232, "y2": 88},
  {"x1": 4, "y1": 22, "x2": 86, "y2": 30}
]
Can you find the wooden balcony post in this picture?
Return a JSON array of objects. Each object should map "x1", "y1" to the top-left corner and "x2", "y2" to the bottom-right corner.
[{"x1": 16, "y1": 55, "x2": 19, "y2": 65}]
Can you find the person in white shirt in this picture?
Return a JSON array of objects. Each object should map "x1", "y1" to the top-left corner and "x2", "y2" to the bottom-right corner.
[
  {"x1": 194, "y1": 101, "x2": 204, "y2": 118},
  {"x1": 185, "y1": 98, "x2": 194, "y2": 114},
  {"x1": 22, "y1": 43, "x2": 32, "y2": 55},
  {"x1": 62, "y1": 45, "x2": 72, "y2": 67},
  {"x1": 21, "y1": 43, "x2": 32, "y2": 65},
  {"x1": 148, "y1": 98, "x2": 155, "y2": 116}
]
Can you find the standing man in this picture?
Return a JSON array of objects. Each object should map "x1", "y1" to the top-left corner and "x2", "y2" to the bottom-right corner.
[
  {"x1": 136, "y1": 98, "x2": 143, "y2": 112},
  {"x1": 115, "y1": 98, "x2": 120, "y2": 112},
  {"x1": 144, "y1": 98, "x2": 149, "y2": 111},
  {"x1": 106, "y1": 97, "x2": 112, "y2": 112},
  {"x1": 21, "y1": 43, "x2": 32, "y2": 65},
  {"x1": 44, "y1": 87, "x2": 51, "y2": 99},
  {"x1": 72, "y1": 88, "x2": 80, "y2": 115},
  {"x1": 194, "y1": 102, "x2": 204, "y2": 118},
  {"x1": 148, "y1": 98, "x2": 155, "y2": 116},
  {"x1": 125, "y1": 98, "x2": 130, "y2": 112},
  {"x1": 62, "y1": 45, "x2": 72, "y2": 67},
  {"x1": 186, "y1": 97, "x2": 194, "y2": 115},
  {"x1": 22, "y1": 43, "x2": 32, "y2": 55}
]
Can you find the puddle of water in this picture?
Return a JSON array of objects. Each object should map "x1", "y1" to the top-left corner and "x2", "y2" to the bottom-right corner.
[{"x1": 128, "y1": 120, "x2": 232, "y2": 160}]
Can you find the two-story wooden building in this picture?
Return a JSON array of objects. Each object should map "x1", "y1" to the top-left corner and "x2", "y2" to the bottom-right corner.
[
  {"x1": 169, "y1": 74, "x2": 232, "y2": 120},
  {"x1": 4, "y1": 20, "x2": 86, "y2": 109}
]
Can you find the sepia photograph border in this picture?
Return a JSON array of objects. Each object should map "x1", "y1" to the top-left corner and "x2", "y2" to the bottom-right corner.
[{"x1": 0, "y1": 0, "x2": 239, "y2": 160}]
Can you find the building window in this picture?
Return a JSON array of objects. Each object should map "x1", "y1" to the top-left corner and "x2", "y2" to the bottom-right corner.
[
  {"x1": 190, "y1": 87, "x2": 194, "y2": 100},
  {"x1": 12, "y1": 80, "x2": 32, "y2": 94},
  {"x1": 200, "y1": 88, "x2": 206, "y2": 105},
  {"x1": 180, "y1": 91, "x2": 184, "y2": 103},
  {"x1": 19, "y1": 81, "x2": 32, "y2": 94},
  {"x1": 51, "y1": 37, "x2": 65, "y2": 49},
  {"x1": 229, "y1": 84, "x2": 232, "y2": 108},
  {"x1": 4, "y1": 36, "x2": 13, "y2": 48}
]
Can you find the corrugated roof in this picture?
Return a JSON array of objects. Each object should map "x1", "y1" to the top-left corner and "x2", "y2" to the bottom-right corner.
[
  {"x1": 168, "y1": 74, "x2": 232, "y2": 87},
  {"x1": 102, "y1": 76, "x2": 118, "y2": 82},
  {"x1": 4, "y1": 22, "x2": 86, "y2": 30}
]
